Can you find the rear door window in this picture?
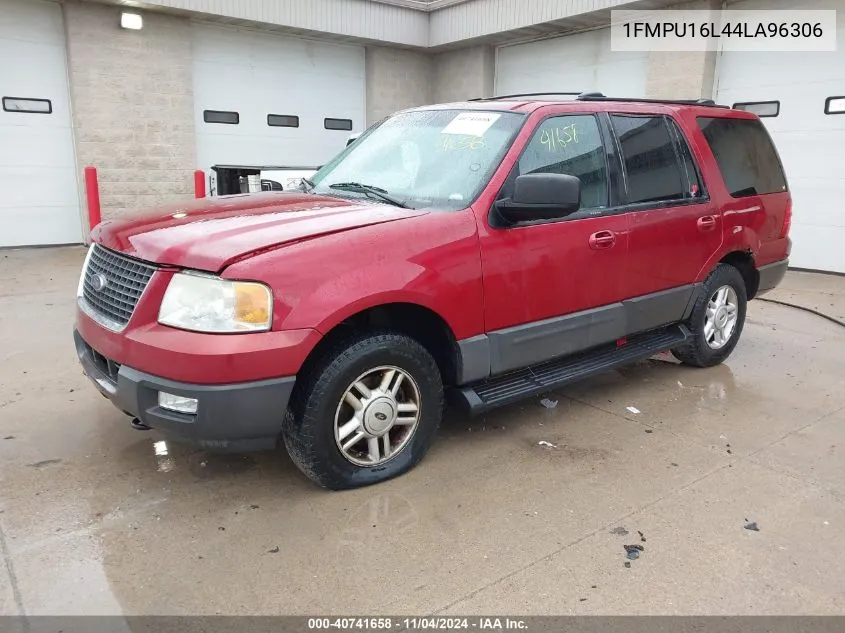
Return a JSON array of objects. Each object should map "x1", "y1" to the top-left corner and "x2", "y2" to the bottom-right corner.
[
  {"x1": 610, "y1": 115, "x2": 688, "y2": 205},
  {"x1": 697, "y1": 117, "x2": 787, "y2": 197}
]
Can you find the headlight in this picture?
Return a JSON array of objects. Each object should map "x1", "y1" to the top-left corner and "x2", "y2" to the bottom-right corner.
[
  {"x1": 77, "y1": 245, "x2": 94, "y2": 298},
  {"x1": 158, "y1": 273, "x2": 272, "y2": 333}
]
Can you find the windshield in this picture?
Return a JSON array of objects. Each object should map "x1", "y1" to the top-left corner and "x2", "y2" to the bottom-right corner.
[{"x1": 310, "y1": 109, "x2": 525, "y2": 209}]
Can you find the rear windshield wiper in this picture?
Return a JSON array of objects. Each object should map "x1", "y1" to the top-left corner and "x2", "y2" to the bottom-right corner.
[{"x1": 328, "y1": 182, "x2": 409, "y2": 208}]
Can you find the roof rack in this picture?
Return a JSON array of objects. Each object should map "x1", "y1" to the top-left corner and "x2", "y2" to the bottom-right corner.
[
  {"x1": 575, "y1": 93, "x2": 728, "y2": 108},
  {"x1": 468, "y1": 92, "x2": 585, "y2": 101},
  {"x1": 469, "y1": 91, "x2": 728, "y2": 108}
]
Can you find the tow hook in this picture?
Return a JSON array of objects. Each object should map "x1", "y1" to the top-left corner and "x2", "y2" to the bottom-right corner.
[{"x1": 131, "y1": 418, "x2": 152, "y2": 431}]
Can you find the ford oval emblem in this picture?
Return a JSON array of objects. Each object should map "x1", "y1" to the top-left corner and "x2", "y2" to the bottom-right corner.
[{"x1": 91, "y1": 273, "x2": 109, "y2": 292}]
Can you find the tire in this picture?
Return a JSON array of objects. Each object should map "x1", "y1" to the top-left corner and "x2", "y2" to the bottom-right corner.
[
  {"x1": 672, "y1": 263, "x2": 747, "y2": 368},
  {"x1": 282, "y1": 331, "x2": 443, "y2": 490}
]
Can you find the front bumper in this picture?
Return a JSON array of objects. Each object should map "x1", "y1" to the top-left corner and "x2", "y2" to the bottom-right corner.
[
  {"x1": 74, "y1": 329, "x2": 295, "y2": 451},
  {"x1": 756, "y1": 258, "x2": 789, "y2": 297}
]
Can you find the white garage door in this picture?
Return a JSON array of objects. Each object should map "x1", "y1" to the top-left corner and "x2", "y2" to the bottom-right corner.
[
  {"x1": 496, "y1": 28, "x2": 649, "y2": 98},
  {"x1": 0, "y1": 0, "x2": 82, "y2": 247},
  {"x1": 192, "y1": 24, "x2": 366, "y2": 176},
  {"x1": 716, "y1": 0, "x2": 845, "y2": 273}
]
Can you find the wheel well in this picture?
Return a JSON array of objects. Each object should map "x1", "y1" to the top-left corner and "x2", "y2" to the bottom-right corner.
[
  {"x1": 300, "y1": 303, "x2": 460, "y2": 387},
  {"x1": 720, "y1": 251, "x2": 759, "y2": 299}
]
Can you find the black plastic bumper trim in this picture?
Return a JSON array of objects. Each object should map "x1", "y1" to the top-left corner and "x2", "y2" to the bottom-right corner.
[
  {"x1": 756, "y1": 258, "x2": 789, "y2": 297},
  {"x1": 74, "y1": 329, "x2": 295, "y2": 451}
]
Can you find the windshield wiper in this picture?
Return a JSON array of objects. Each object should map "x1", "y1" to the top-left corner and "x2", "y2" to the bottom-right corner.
[
  {"x1": 329, "y1": 182, "x2": 409, "y2": 208},
  {"x1": 296, "y1": 177, "x2": 315, "y2": 192}
]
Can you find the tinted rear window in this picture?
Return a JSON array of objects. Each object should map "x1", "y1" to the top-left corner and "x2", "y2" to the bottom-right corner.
[{"x1": 697, "y1": 117, "x2": 787, "y2": 197}]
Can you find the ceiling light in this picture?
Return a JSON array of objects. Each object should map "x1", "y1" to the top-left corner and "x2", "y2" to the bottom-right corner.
[{"x1": 120, "y1": 12, "x2": 143, "y2": 30}]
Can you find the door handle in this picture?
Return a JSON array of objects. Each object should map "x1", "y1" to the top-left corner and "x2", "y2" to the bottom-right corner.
[
  {"x1": 589, "y1": 230, "x2": 616, "y2": 250},
  {"x1": 697, "y1": 215, "x2": 717, "y2": 231}
]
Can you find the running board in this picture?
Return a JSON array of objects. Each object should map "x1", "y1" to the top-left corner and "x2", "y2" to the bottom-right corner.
[{"x1": 451, "y1": 324, "x2": 691, "y2": 416}]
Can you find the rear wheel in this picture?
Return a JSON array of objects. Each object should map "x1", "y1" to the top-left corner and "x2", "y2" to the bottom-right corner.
[
  {"x1": 282, "y1": 332, "x2": 443, "y2": 490},
  {"x1": 672, "y1": 264, "x2": 747, "y2": 367}
]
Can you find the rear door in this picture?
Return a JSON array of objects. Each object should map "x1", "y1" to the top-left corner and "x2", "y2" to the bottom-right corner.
[{"x1": 611, "y1": 112, "x2": 722, "y2": 332}]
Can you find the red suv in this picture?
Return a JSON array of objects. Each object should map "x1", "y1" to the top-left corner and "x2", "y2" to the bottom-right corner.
[{"x1": 75, "y1": 93, "x2": 791, "y2": 489}]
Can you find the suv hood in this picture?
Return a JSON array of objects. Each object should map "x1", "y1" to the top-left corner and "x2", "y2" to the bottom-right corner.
[{"x1": 92, "y1": 192, "x2": 428, "y2": 272}]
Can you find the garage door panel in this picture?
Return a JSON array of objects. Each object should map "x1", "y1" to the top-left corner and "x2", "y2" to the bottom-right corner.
[
  {"x1": 0, "y1": 125, "x2": 76, "y2": 168},
  {"x1": 0, "y1": 0, "x2": 82, "y2": 247},
  {"x1": 193, "y1": 24, "x2": 364, "y2": 78},
  {"x1": 196, "y1": 129, "x2": 365, "y2": 167},
  {"x1": 719, "y1": 52, "x2": 845, "y2": 89},
  {"x1": 594, "y1": 59, "x2": 648, "y2": 97},
  {"x1": 0, "y1": 205, "x2": 83, "y2": 247},
  {"x1": 0, "y1": 0, "x2": 64, "y2": 42},
  {"x1": 497, "y1": 67, "x2": 596, "y2": 95},
  {"x1": 499, "y1": 29, "x2": 637, "y2": 73},
  {"x1": 774, "y1": 132, "x2": 845, "y2": 180},
  {"x1": 788, "y1": 224, "x2": 845, "y2": 272},
  {"x1": 194, "y1": 77, "x2": 364, "y2": 137},
  {"x1": 789, "y1": 182, "x2": 845, "y2": 228},
  {"x1": 496, "y1": 28, "x2": 648, "y2": 99},
  {"x1": 197, "y1": 134, "x2": 344, "y2": 169},
  {"x1": 3, "y1": 49, "x2": 72, "y2": 122},
  {"x1": 193, "y1": 24, "x2": 365, "y2": 174},
  {"x1": 0, "y1": 167, "x2": 79, "y2": 208}
]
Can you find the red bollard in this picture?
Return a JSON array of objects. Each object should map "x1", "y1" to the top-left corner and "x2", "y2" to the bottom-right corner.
[
  {"x1": 194, "y1": 170, "x2": 206, "y2": 198},
  {"x1": 84, "y1": 166, "x2": 101, "y2": 231}
]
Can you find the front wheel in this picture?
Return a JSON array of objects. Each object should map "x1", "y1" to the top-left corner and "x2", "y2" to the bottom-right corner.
[
  {"x1": 282, "y1": 332, "x2": 443, "y2": 490},
  {"x1": 672, "y1": 263, "x2": 747, "y2": 367}
]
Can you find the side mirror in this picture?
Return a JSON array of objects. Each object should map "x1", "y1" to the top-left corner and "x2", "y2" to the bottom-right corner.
[{"x1": 497, "y1": 173, "x2": 581, "y2": 223}]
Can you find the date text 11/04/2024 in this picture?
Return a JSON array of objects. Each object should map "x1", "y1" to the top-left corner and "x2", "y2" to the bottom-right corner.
[
  {"x1": 307, "y1": 618, "x2": 528, "y2": 630},
  {"x1": 624, "y1": 21, "x2": 824, "y2": 38}
]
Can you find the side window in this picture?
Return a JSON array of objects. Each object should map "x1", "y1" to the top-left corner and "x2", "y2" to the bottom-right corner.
[
  {"x1": 517, "y1": 115, "x2": 608, "y2": 209},
  {"x1": 697, "y1": 117, "x2": 787, "y2": 197},
  {"x1": 611, "y1": 115, "x2": 687, "y2": 205}
]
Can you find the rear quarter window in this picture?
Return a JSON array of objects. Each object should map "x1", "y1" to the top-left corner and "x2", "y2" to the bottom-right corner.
[{"x1": 697, "y1": 117, "x2": 787, "y2": 198}]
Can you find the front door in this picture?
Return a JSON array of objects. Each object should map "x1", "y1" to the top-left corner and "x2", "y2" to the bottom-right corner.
[{"x1": 477, "y1": 111, "x2": 630, "y2": 375}]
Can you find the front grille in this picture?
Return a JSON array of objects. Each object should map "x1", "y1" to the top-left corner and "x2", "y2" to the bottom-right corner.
[{"x1": 81, "y1": 244, "x2": 157, "y2": 329}]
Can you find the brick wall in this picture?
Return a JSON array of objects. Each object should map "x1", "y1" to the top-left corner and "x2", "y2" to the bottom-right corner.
[
  {"x1": 433, "y1": 45, "x2": 494, "y2": 103},
  {"x1": 363, "y1": 45, "x2": 496, "y2": 125},
  {"x1": 646, "y1": 50, "x2": 717, "y2": 100},
  {"x1": 63, "y1": 1, "x2": 196, "y2": 223},
  {"x1": 365, "y1": 46, "x2": 433, "y2": 126},
  {"x1": 645, "y1": 0, "x2": 720, "y2": 100}
]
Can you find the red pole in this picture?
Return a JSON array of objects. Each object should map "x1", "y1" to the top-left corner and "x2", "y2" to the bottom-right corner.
[
  {"x1": 84, "y1": 166, "x2": 101, "y2": 232},
  {"x1": 194, "y1": 170, "x2": 206, "y2": 198}
]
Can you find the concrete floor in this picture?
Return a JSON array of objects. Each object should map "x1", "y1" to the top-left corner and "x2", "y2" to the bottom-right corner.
[
  {"x1": 764, "y1": 270, "x2": 845, "y2": 325},
  {"x1": 1, "y1": 245, "x2": 844, "y2": 616}
]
